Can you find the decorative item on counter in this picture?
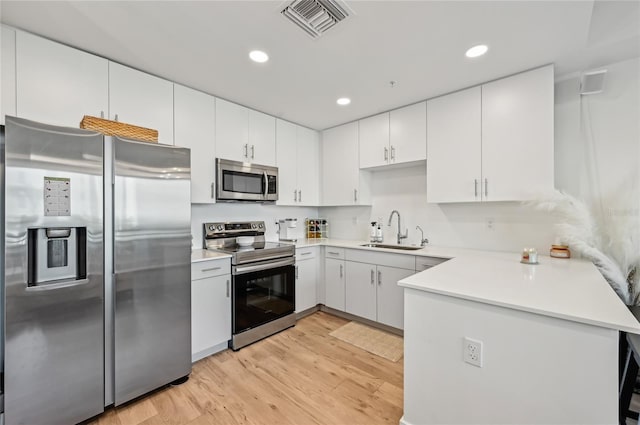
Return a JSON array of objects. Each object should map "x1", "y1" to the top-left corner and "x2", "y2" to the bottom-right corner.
[
  {"x1": 531, "y1": 189, "x2": 639, "y2": 305},
  {"x1": 305, "y1": 218, "x2": 328, "y2": 239},
  {"x1": 550, "y1": 244, "x2": 571, "y2": 258},
  {"x1": 521, "y1": 248, "x2": 539, "y2": 265}
]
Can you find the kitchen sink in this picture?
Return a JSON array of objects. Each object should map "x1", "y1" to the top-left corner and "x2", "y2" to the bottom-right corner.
[{"x1": 360, "y1": 243, "x2": 423, "y2": 251}]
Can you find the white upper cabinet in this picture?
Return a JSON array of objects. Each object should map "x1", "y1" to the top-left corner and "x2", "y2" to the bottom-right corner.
[
  {"x1": 359, "y1": 112, "x2": 390, "y2": 168},
  {"x1": 390, "y1": 101, "x2": 427, "y2": 164},
  {"x1": 215, "y1": 98, "x2": 249, "y2": 162},
  {"x1": 276, "y1": 120, "x2": 320, "y2": 206},
  {"x1": 15, "y1": 30, "x2": 108, "y2": 128},
  {"x1": 248, "y1": 110, "x2": 276, "y2": 166},
  {"x1": 276, "y1": 119, "x2": 298, "y2": 205},
  {"x1": 426, "y1": 65, "x2": 554, "y2": 203},
  {"x1": 481, "y1": 65, "x2": 554, "y2": 201},
  {"x1": 296, "y1": 126, "x2": 320, "y2": 206},
  {"x1": 174, "y1": 84, "x2": 216, "y2": 204},
  {"x1": 359, "y1": 102, "x2": 427, "y2": 169},
  {"x1": 215, "y1": 99, "x2": 276, "y2": 166},
  {"x1": 427, "y1": 87, "x2": 482, "y2": 203},
  {"x1": 322, "y1": 122, "x2": 370, "y2": 206},
  {"x1": 1, "y1": 26, "x2": 16, "y2": 125},
  {"x1": 109, "y1": 62, "x2": 174, "y2": 145}
]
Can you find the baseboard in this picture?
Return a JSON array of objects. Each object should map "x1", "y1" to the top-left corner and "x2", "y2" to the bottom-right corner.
[
  {"x1": 191, "y1": 340, "x2": 229, "y2": 363},
  {"x1": 319, "y1": 305, "x2": 404, "y2": 336},
  {"x1": 296, "y1": 304, "x2": 321, "y2": 319}
]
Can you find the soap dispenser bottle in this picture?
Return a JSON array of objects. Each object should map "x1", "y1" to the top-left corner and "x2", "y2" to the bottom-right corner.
[
  {"x1": 370, "y1": 222, "x2": 377, "y2": 243},
  {"x1": 376, "y1": 222, "x2": 383, "y2": 243}
]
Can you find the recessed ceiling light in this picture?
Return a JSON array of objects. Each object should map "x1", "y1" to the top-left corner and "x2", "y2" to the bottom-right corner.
[
  {"x1": 336, "y1": 97, "x2": 351, "y2": 106},
  {"x1": 249, "y1": 50, "x2": 269, "y2": 63},
  {"x1": 465, "y1": 44, "x2": 488, "y2": 58}
]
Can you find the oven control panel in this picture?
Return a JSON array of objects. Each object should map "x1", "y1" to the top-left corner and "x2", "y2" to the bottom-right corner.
[{"x1": 204, "y1": 221, "x2": 265, "y2": 238}]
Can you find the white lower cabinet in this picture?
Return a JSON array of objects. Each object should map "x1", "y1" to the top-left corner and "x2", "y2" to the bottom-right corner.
[
  {"x1": 295, "y1": 247, "x2": 318, "y2": 312},
  {"x1": 191, "y1": 258, "x2": 231, "y2": 362},
  {"x1": 345, "y1": 262, "x2": 413, "y2": 329},
  {"x1": 324, "y1": 257, "x2": 346, "y2": 311},
  {"x1": 343, "y1": 249, "x2": 416, "y2": 329}
]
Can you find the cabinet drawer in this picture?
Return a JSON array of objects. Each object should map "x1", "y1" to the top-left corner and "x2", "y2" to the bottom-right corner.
[
  {"x1": 324, "y1": 247, "x2": 345, "y2": 260},
  {"x1": 191, "y1": 258, "x2": 231, "y2": 280},
  {"x1": 346, "y1": 249, "x2": 414, "y2": 270},
  {"x1": 296, "y1": 246, "x2": 317, "y2": 261},
  {"x1": 415, "y1": 256, "x2": 449, "y2": 271}
]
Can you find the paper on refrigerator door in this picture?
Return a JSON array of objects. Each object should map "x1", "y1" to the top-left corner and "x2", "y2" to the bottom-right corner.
[{"x1": 44, "y1": 176, "x2": 71, "y2": 216}]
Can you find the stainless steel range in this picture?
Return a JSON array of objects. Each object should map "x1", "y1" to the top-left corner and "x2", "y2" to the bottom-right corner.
[{"x1": 204, "y1": 221, "x2": 296, "y2": 350}]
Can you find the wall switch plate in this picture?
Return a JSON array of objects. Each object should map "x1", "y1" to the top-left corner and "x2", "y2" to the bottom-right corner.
[{"x1": 463, "y1": 337, "x2": 483, "y2": 367}]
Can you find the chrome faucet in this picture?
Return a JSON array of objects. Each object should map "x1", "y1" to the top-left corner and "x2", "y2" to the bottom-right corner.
[
  {"x1": 416, "y1": 225, "x2": 429, "y2": 247},
  {"x1": 387, "y1": 210, "x2": 408, "y2": 245}
]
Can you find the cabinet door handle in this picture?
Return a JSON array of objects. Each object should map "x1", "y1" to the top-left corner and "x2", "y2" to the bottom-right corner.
[
  {"x1": 201, "y1": 266, "x2": 221, "y2": 273},
  {"x1": 474, "y1": 179, "x2": 478, "y2": 198},
  {"x1": 294, "y1": 190, "x2": 298, "y2": 202},
  {"x1": 244, "y1": 144, "x2": 248, "y2": 158},
  {"x1": 339, "y1": 264, "x2": 343, "y2": 278},
  {"x1": 484, "y1": 178, "x2": 488, "y2": 197},
  {"x1": 251, "y1": 145, "x2": 255, "y2": 159},
  {"x1": 354, "y1": 189, "x2": 358, "y2": 203},
  {"x1": 114, "y1": 113, "x2": 119, "y2": 122},
  {"x1": 370, "y1": 269, "x2": 375, "y2": 284},
  {"x1": 390, "y1": 146, "x2": 395, "y2": 161},
  {"x1": 328, "y1": 251, "x2": 340, "y2": 256},
  {"x1": 301, "y1": 252, "x2": 312, "y2": 256},
  {"x1": 100, "y1": 111, "x2": 105, "y2": 119},
  {"x1": 211, "y1": 182, "x2": 215, "y2": 199},
  {"x1": 226, "y1": 279, "x2": 230, "y2": 298},
  {"x1": 378, "y1": 270, "x2": 382, "y2": 285},
  {"x1": 298, "y1": 190, "x2": 302, "y2": 202},
  {"x1": 295, "y1": 265, "x2": 299, "y2": 280},
  {"x1": 384, "y1": 147, "x2": 389, "y2": 161}
]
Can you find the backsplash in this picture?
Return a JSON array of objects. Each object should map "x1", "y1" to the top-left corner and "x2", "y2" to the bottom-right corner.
[
  {"x1": 191, "y1": 203, "x2": 317, "y2": 248},
  {"x1": 320, "y1": 165, "x2": 558, "y2": 254}
]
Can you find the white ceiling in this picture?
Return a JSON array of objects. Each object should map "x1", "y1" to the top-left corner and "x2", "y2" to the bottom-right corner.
[{"x1": 1, "y1": 1, "x2": 639, "y2": 130}]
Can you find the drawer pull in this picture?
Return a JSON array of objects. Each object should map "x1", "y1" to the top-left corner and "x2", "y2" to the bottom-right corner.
[
  {"x1": 226, "y1": 279, "x2": 230, "y2": 297},
  {"x1": 201, "y1": 266, "x2": 221, "y2": 273},
  {"x1": 328, "y1": 251, "x2": 340, "y2": 255},
  {"x1": 300, "y1": 252, "x2": 312, "y2": 256}
]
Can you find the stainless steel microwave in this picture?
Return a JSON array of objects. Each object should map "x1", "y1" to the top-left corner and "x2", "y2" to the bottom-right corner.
[{"x1": 216, "y1": 158, "x2": 278, "y2": 202}]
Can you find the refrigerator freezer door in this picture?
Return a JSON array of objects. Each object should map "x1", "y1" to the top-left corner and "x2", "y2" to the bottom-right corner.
[
  {"x1": 113, "y1": 138, "x2": 191, "y2": 405},
  {"x1": 3, "y1": 116, "x2": 104, "y2": 425}
]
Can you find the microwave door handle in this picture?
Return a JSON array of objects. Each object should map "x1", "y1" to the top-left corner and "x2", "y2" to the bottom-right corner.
[{"x1": 263, "y1": 171, "x2": 268, "y2": 198}]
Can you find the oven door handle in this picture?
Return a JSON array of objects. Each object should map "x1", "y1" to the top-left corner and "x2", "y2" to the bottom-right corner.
[{"x1": 233, "y1": 257, "x2": 295, "y2": 275}]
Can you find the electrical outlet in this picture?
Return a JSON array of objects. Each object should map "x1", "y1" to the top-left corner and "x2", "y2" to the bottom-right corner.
[
  {"x1": 463, "y1": 337, "x2": 483, "y2": 367},
  {"x1": 486, "y1": 218, "x2": 494, "y2": 230}
]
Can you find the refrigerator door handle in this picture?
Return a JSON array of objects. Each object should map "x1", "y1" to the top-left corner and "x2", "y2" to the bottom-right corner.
[{"x1": 26, "y1": 278, "x2": 90, "y2": 291}]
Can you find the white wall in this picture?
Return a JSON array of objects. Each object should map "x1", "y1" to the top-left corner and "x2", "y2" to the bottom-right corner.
[
  {"x1": 191, "y1": 203, "x2": 317, "y2": 248},
  {"x1": 320, "y1": 57, "x2": 640, "y2": 254}
]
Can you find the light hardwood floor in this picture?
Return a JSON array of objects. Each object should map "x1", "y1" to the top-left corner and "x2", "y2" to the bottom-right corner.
[{"x1": 89, "y1": 311, "x2": 404, "y2": 425}]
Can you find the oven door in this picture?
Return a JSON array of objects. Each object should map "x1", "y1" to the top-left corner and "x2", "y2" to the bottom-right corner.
[
  {"x1": 232, "y1": 258, "x2": 295, "y2": 335},
  {"x1": 216, "y1": 158, "x2": 278, "y2": 202}
]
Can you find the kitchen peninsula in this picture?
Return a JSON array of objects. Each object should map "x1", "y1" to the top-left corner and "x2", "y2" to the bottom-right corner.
[{"x1": 398, "y1": 253, "x2": 640, "y2": 425}]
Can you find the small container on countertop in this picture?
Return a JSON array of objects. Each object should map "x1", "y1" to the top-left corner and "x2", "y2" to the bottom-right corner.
[
  {"x1": 521, "y1": 248, "x2": 539, "y2": 265},
  {"x1": 550, "y1": 244, "x2": 571, "y2": 258}
]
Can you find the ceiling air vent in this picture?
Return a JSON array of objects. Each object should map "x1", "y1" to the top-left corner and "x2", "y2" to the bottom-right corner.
[{"x1": 281, "y1": 0, "x2": 353, "y2": 39}]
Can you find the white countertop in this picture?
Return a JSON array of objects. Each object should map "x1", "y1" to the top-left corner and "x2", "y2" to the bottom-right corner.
[
  {"x1": 288, "y1": 238, "x2": 640, "y2": 333},
  {"x1": 399, "y1": 252, "x2": 640, "y2": 333},
  {"x1": 191, "y1": 248, "x2": 231, "y2": 263},
  {"x1": 194, "y1": 238, "x2": 639, "y2": 333}
]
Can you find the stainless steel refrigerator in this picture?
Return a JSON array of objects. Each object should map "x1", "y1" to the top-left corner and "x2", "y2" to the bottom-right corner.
[{"x1": 1, "y1": 116, "x2": 191, "y2": 425}]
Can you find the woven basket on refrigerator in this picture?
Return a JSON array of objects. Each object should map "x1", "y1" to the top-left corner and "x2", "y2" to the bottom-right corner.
[{"x1": 80, "y1": 115, "x2": 158, "y2": 143}]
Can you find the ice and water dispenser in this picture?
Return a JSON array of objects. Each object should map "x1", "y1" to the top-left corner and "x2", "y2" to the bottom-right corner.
[{"x1": 27, "y1": 227, "x2": 87, "y2": 286}]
